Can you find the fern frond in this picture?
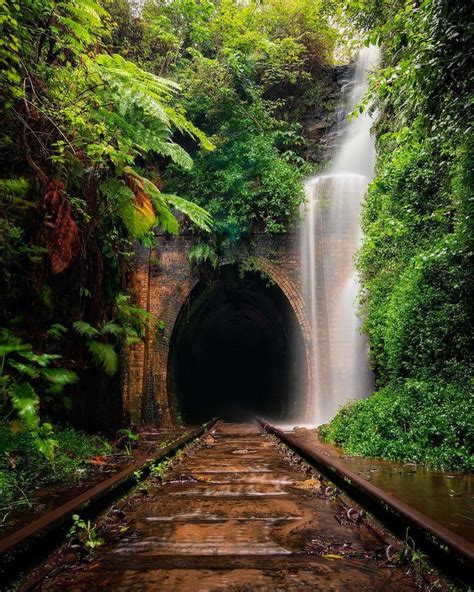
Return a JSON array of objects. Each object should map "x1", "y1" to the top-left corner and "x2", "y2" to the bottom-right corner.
[
  {"x1": 63, "y1": 4, "x2": 103, "y2": 28},
  {"x1": 101, "y1": 322, "x2": 123, "y2": 336},
  {"x1": 163, "y1": 194, "x2": 213, "y2": 232},
  {"x1": 166, "y1": 108, "x2": 215, "y2": 151},
  {"x1": 135, "y1": 173, "x2": 179, "y2": 235},
  {"x1": 59, "y1": 17, "x2": 94, "y2": 44},
  {"x1": 101, "y1": 177, "x2": 156, "y2": 239},
  {"x1": 41, "y1": 368, "x2": 79, "y2": 386},
  {"x1": 0, "y1": 178, "x2": 35, "y2": 208},
  {"x1": 73, "y1": 320, "x2": 100, "y2": 339},
  {"x1": 154, "y1": 141, "x2": 193, "y2": 170},
  {"x1": 86, "y1": 341, "x2": 118, "y2": 376},
  {"x1": 189, "y1": 243, "x2": 219, "y2": 268},
  {"x1": 88, "y1": 54, "x2": 214, "y2": 158}
]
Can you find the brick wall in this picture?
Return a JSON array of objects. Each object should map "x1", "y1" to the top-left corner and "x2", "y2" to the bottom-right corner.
[{"x1": 123, "y1": 232, "x2": 312, "y2": 425}]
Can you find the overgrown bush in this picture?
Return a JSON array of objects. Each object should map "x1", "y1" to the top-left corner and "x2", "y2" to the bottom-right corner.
[
  {"x1": 110, "y1": 0, "x2": 336, "y2": 243},
  {"x1": 320, "y1": 378, "x2": 473, "y2": 471}
]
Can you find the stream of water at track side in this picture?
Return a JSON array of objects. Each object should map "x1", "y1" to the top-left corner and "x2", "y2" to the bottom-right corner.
[{"x1": 299, "y1": 46, "x2": 380, "y2": 426}]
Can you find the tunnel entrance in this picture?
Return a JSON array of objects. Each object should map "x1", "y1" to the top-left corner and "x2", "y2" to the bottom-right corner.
[{"x1": 168, "y1": 265, "x2": 307, "y2": 424}]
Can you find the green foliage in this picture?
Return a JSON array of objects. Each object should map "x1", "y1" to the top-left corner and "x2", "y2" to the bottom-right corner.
[
  {"x1": 320, "y1": 378, "x2": 473, "y2": 471},
  {"x1": 324, "y1": 0, "x2": 473, "y2": 470},
  {"x1": 0, "y1": 0, "x2": 216, "y2": 450},
  {"x1": 72, "y1": 291, "x2": 163, "y2": 375},
  {"x1": 150, "y1": 457, "x2": 173, "y2": 480},
  {"x1": 189, "y1": 243, "x2": 219, "y2": 269},
  {"x1": 117, "y1": 426, "x2": 139, "y2": 455},
  {"x1": 68, "y1": 514, "x2": 104, "y2": 551},
  {"x1": 239, "y1": 257, "x2": 275, "y2": 286},
  {"x1": 115, "y1": 293, "x2": 157, "y2": 345},
  {"x1": 86, "y1": 341, "x2": 119, "y2": 376},
  {"x1": 107, "y1": 0, "x2": 336, "y2": 241},
  {"x1": 73, "y1": 321, "x2": 118, "y2": 376},
  {"x1": 168, "y1": 125, "x2": 307, "y2": 240},
  {"x1": 0, "y1": 329, "x2": 78, "y2": 463},
  {"x1": 0, "y1": 421, "x2": 110, "y2": 513}
]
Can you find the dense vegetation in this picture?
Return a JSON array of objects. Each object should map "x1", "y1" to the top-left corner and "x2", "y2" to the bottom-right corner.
[
  {"x1": 0, "y1": 0, "x2": 215, "y2": 467},
  {"x1": 109, "y1": 0, "x2": 339, "y2": 250},
  {"x1": 0, "y1": 0, "x2": 471, "y2": 495},
  {"x1": 321, "y1": 0, "x2": 473, "y2": 471},
  {"x1": 0, "y1": 0, "x2": 338, "y2": 487},
  {"x1": 0, "y1": 420, "x2": 109, "y2": 513}
]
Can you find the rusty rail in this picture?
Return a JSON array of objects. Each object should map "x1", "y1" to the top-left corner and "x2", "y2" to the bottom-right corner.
[
  {"x1": 0, "y1": 419, "x2": 219, "y2": 577},
  {"x1": 261, "y1": 420, "x2": 474, "y2": 575}
]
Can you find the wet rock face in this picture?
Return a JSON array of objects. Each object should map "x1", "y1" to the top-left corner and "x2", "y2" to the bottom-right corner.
[{"x1": 303, "y1": 64, "x2": 353, "y2": 167}]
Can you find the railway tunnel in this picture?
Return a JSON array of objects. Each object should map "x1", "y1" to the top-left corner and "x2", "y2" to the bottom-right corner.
[{"x1": 168, "y1": 264, "x2": 307, "y2": 423}]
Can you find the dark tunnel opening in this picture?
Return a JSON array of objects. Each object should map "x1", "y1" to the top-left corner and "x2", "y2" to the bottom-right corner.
[{"x1": 168, "y1": 265, "x2": 307, "y2": 424}]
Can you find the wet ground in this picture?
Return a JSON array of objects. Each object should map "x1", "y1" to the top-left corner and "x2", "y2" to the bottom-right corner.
[
  {"x1": 20, "y1": 422, "x2": 434, "y2": 591},
  {"x1": 286, "y1": 429, "x2": 474, "y2": 543}
]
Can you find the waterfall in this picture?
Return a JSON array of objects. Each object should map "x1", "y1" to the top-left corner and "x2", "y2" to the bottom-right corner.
[{"x1": 300, "y1": 46, "x2": 380, "y2": 426}]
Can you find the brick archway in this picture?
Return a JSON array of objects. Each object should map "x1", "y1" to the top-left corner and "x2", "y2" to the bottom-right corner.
[{"x1": 122, "y1": 233, "x2": 313, "y2": 425}]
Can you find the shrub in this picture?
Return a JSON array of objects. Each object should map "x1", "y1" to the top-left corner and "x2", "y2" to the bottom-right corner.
[{"x1": 320, "y1": 378, "x2": 473, "y2": 471}]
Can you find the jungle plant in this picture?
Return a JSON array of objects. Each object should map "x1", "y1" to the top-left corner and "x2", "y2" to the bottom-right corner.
[
  {"x1": 0, "y1": 421, "x2": 110, "y2": 511},
  {"x1": 0, "y1": 329, "x2": 78, "y2": 462},
  {"x1": 322, "y1": 0, "x2": 473, "y2": 471},
  {"x1": 239, "y1": 257, "x2": 275, "y2": 286},
  {"x1": 72, "y1": 321, "x2": 120, "y2": 377},
  {"x1": 68, "y1": 514, "x2": 104, "y2": 552},
  {"x1": 151, "y1": 457, "x2": 173, "y2": 481},
  {"x1": 117, "y1": 427, "x2": 139, "y2": 455},
  {"x1": 189, "y1": 242, "x2": 219, "y2": 270},
  {"x1": 0, "y1": 0, "x2": 214, "y2": 326}
]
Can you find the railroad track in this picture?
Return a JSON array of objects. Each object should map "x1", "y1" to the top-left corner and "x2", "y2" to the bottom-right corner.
[
  {"x1": 2, "y1": 421, "x2": 472, "y2": 590},
  {"x1": 0, "y1": 420, "x2": 218, "y2": 587}
]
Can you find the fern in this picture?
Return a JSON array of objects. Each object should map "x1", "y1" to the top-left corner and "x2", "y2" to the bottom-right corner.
[
  {"x1": 88, "y1": 53, "x2": 215, "y2": 157},
  {"x1": 72, "y1": 320, "x2": 100, "y2": 339},
  {"x1": 154, "y1": 141, "x2": 193, "y2": 170},
  {"x1": 101, "y1": 177, "x2": 153, "y2": 239},
  {"x1": 42, "y1": 368, "x2": 79, "y2": 388},
  {"x1": 164, "y1": 194, "x2": 213, "y2": 233},
  {"x1": 57, "y1": 0, "x2": 107, "y2": 54},
  {"x1": 189, "y1": 243, "x2": 219, "y2": 268},
  {"x1": 166, "y1": 108, "x2": 216, "y2": 152},
  {"x1": 47, "y1": 323, "x2": 68, "y2": 340},
  {"x1": 0, "y1": 178, "x2": 34, "y2": 209},
  {"x1": 86, "y1": 341, "x2": 118, "y2": 376},
  {"x1": 100, "y1": 322, "x2": 123, "y2": 336}
]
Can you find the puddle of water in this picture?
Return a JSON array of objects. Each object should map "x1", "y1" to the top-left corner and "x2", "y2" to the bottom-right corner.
[{"x1": 289, "y1": 429, "x2": 474, "y2": 542}]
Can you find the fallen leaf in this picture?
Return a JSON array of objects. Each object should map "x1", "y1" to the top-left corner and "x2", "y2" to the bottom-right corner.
[
  {"x1": 86, "y1": 456, "x2": 108, "y2": 465},
  {"x1": 295, "y1": 478, "x2": 321, "y2": 490}
]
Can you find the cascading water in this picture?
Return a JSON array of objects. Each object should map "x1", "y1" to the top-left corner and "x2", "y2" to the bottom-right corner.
[{"x1": 300, "y1": 46, "x2": 380, "y2": 426}]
